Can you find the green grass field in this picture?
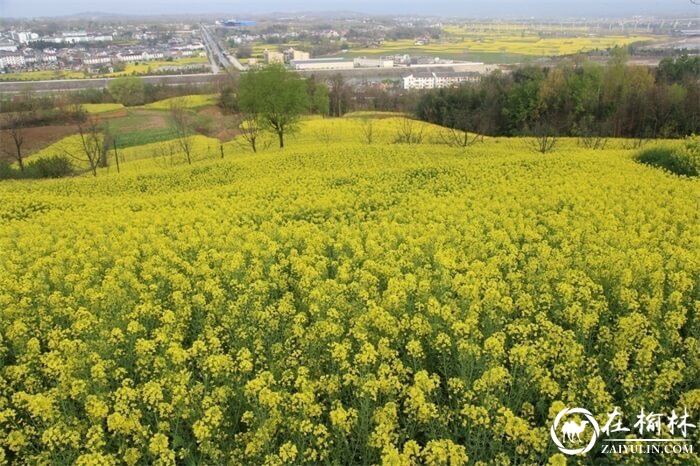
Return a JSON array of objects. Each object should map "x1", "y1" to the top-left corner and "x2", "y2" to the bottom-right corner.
[{"x1": 101, "y1": 109, "x2": 179, "y2": 149}]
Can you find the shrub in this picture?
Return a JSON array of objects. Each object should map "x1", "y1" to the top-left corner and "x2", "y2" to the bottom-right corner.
[
  {"x1": 25, "y1": 155, "x2": 75, "y2": 179},
  {"x1": 635, "y1": 138, "x2": 699, "y2": 177},
  {"x1": 0, "y1": 160, "x2": 19, "y2": 180},
  {"x1": 108, "y1": 77, "x2": 146, "y2": 106},
  {"x1": 393, "y1": 117, "x2": 424, "y2": 144}
]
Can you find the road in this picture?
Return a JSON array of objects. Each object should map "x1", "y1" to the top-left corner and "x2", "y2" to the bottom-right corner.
[
  {"x1": 200, "y1": 24, "x2": 247, "y2": 72},
  {"x1": 201, "y1": 28, "x2": 220, "y2": 74},
  {"x1": 0, "y1": 73, "x2": 226, "y2": 94}
]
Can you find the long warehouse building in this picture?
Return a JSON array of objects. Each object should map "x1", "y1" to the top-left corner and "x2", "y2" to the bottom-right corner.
[{"x1": 290, "y1": 58, "x2": 355, "y2": 71}]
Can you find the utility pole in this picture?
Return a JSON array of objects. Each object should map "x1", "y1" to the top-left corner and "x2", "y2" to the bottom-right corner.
[{"x1": 113, "y1": 139, "x2": 120, "y2": 174}]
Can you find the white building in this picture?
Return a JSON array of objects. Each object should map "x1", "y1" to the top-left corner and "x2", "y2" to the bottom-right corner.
[
  {"x1": 83, "y1": 56, "x2": 112, "y2": 65},
  {"x1": 10, "y1": 31, "x2": 38, "y2": 44},
  {"x1": 0, "y1": 53, "x2": 26, "y2": 67},
  {"x1": 402, "y1": 72, "x2": 437, "y2": 89},
  {"x1": 290, "y1": 58, "x2": 354, "y2": 71},
  {"x1": 263, "y1": 49, "x2": 285, "y2": 64},
  {"x1": 354, "y1": 57, "x2": 394, "y2": 68},
  {"x1": 117, "y1": 51, "x2": 165, "y2": 62},
  {"x1": 389, "y1": 54, "x2": 411, "y2": 65},
  {"x1": 22, "y1": 52, "x2": 58, "y2": 64},
  {"x1": 284, "y1": 48, "x2": 310, "y2": 62},
  {"x1": 402, "y1": 71, "x2": 480, "y2": 90},
  {"x1": 0, "y1": 41, "x2": 18, "y2": 52},
  {"x1": 50, "y1": 33, "x2": 113, "y2": 44}
]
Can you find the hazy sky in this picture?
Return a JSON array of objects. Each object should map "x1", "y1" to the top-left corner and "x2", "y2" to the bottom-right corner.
[{"x1": 0, "y1": 0, "x2": 697, "y2": 19}]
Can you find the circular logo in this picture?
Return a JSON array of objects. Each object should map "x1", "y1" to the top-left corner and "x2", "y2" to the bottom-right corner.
[{"x1": 550, "y1": 407, "x2": 600, "y2": 455}]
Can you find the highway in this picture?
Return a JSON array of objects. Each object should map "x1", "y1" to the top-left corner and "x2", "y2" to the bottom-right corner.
[
  {"x1": 200, "y1": 24, "x2": 247, "y2": 73},
  {"x1": 201, "y1": 28, "x2": 220, "y2": 74},
  {"x1": 0, "y1": 73, "x2": 226, "y2": 94}
]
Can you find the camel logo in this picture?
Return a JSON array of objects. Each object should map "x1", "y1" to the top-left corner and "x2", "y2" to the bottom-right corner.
[{"x1": 550, "y1": 407, "x2": 601, "y2": 455}]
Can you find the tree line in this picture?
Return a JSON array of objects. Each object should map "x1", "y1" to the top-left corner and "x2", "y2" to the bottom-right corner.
[{"x1": 415, "y1": 53, "x2": 699, "y2": 141}]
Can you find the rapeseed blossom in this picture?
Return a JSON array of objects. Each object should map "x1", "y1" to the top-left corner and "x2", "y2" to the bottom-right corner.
[{"x1": 0, "y1": 133, "x2": 698, "y2": 464}]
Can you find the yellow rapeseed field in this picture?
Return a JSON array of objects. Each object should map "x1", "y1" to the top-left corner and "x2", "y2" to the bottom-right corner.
[
  {"x1": 0, "y1": 70, "x2": 88, "y2": 81},
  {"x1": 0, "y1": 118, "x2": 698, "y2": 465},
  {"x1": 143, "y1": 94, "x2": 220, "y2": 111},
  {"x1": 82, "y1": 103, "x2": 125, "y2": 114},
  {"x1": 104, "y1": 57, "x2": 210, "y2": 78},
  {"x1": 351, "y1": 34, "x2": 658, "y2": 57}
]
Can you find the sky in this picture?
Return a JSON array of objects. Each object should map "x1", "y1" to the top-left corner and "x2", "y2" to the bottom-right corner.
[{"x1": 0, "y1": 0, "x2": 697, "y2": 19}]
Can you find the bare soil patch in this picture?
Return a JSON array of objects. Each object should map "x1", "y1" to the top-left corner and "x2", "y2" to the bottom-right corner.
[
  {"x1": 197, "y1": 106, "x2": 240, "y2": 142},
  {"x1": 0, "y1": 124, "x2": 78, "y2": 161}
]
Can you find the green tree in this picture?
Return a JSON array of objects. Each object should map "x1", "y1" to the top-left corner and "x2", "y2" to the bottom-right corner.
[
  {"x1": 503, "y1": 66, "x2": 544, "y2": 135},
  {"x1": 107, "y1": 77, "x2": 145, "y2": 106},
  {"x1": 219, "y1": 85, "x2": 239, "y2": 114},
  {"x1": 239, "y1": 64, "x2": 309, "y2": 148},
  {"x1": 328, "y1": 73, "x2": 351, "y2": 117},
  {"x1": 306, "y1": 77, "x2": 330, "y2": 116}
]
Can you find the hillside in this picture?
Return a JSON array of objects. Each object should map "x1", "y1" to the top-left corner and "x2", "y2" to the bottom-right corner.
[{"x1": 0, "y1": 125, "x2": 699, "y2": 465}]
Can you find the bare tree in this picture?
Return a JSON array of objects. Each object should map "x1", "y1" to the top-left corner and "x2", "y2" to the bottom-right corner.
[
  {"x1": 438, "y1": 127, "x2": 482, "y2": 148},
  {"x1": 100, "y1": 122, "x2": 113, "y2": 168},
  {"x1": 152, "y1": 140, "x2": 179, "y2": 168},
  {"x1": 579, "y1": 134, "x2": 608, "y2": 150},
  {"x1": 170, "y1": 101, "x2": 194, "y2": 164},
  {"x1": 527, "y1": 121, "x2": 558, "y2": 154},
  {"x1": 237, "y1": 113, "x2": 269, "y2": 153},
  {"x1": 622, "y1": 137, "x2": 648, "y2": 150},
  {"x1": 575, "y1": 117, "x2": 608, "y2": 150},
  {"x1": 394, "y1": 117, "x2": 424, "y2": 145},
  {"x1": 432, "y1": 106, "x2": 485, "y2": 149},
  {"x1": 3, "y1": 112, "x2": 27, "y2": 172},
  {"x1": 358, "y1": 118, "x2": 374, "y2": 145},
  {"x1": 113, "y1": 139, "x2": 121, "y2": 173},
  {"x1": 18, "y1": 89, "x2": 40, "y2": 122},
  {"x1": 329, "y1": 73, "x2": 350, "y2": 117},
  {"x1": 64, "y1": 118, "x2": 103, "y2": 176},
  {"x1": 314, "y1": 122, "x2": 335, "y2": 145}
]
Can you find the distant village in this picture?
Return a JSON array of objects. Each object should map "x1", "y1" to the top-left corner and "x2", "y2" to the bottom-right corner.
[
  {"x1": 218, "y1": 20, "x2": 487, "y2": 90},
  {"x1": 1, "y1": 14, "x2": 695, "y2": 90},
  {"x1": 0, "y1": 24, "x2": 207, "y2": 76}
]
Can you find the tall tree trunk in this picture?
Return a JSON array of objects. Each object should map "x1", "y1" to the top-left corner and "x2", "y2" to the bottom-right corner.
[
  {"x1": 278, "y1": 131, "x2": 284, "y2": 148},
  {"x1": 16, "y1": 147, "x2": 24, "y2": 172}
]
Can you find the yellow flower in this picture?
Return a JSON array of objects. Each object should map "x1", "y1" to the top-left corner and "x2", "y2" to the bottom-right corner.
[
  {"x1": 422, "y1": 439, "x2": 468, "y2": 466},
  {"x1": 406, "y1": 339, "x2": 424, "y2": 359},
  {"x1": 547, "y1": 453, "x2": 568, "y2": 466},
  {"x1": 149, "y1": 433, "x2": 169, "y2": 455},
  {"x1": 75, "y1": 453, "x2": 117, "y2": 466},
  {"x1": 278, "y1": 442, "x2": 298, "y2": 463},
  {"x1": 329, "y1": 401, "x2": 358, "y2": 434}
]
